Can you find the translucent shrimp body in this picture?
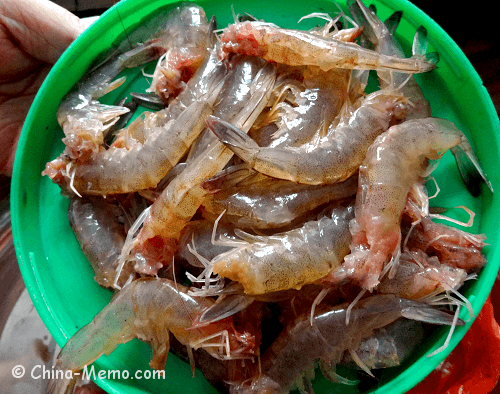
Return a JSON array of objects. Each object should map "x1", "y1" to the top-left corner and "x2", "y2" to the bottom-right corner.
[
  {"x1": 56, "y1": 4, "x2": 209, "y2": 162},
  {"x1": 376, "y1": 252, "x2": 468, "y2": 300},
  {"x1": 61, "y1": 39, "x2": 227, "y2": 195},
  {"x1": 127, "y1": 59, "x2": 277, "y2": 274},
  {"x1": 220, "y1": 21, "x2": 437, "y2": 73},
  {"x1": 202, "y1": 171, "x2": 358, "y2": 230},
  {"x1": 349, "y1": 0, "x2": 432, "y2": 120},
  {"x1": 233, "y1": 295, "x2": 461, "y2": 393},
  {"x1": 146, "y1": 7, "x2": 211, "y2": 103},
  {"x1": 212, "y1": 89, "x2": 407, "y2": 184},
  {"x1": 345, "y1": 118, "x2": 475, "y2": 290},
  {"x1": 267, "y1": 67, "x2": 351, "y2": 149},
  {"x1": 56, "y1": 278, "x2": 255, "y2": 373},
  {"x1": 209, "y1": 205, "x2": 354, "y2": 295},
  {"x1": 68, "y1": 196, "x2": 131, "y2": 288}
]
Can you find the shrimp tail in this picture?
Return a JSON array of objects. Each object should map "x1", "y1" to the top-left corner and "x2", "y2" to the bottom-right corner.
[
  {"x1": 56, "y1": 293, "x2": 136, "y2": 371},
  {"x1": 206, "y1": 15, "x2": 218, "y2": 47},
  {"x1": 118, "y1": 38, "x2": 166, "y2": 69},
  {"x1": 348, "y1": 0, "x2": 380, "y2": 45},
  {"x1": 384, "y1": 11, "x2": 403, "y2": 35},
  {"x1": 400, "y1": 301, "x2": 465, "y2": 326},
  {"x1": 206, "y1": 116, "x2": 259, "y2": 165},
  {"x1": 412, "y1": 26, "x2": 439, "y2": 65},
  {"x1": 130, "y1": 91, "x2": 166, "y2": 110},
  {"x1": 451, "y1": 142, "x2": 493, "y2": 196},
  {"x1": 200, "y1": 164, "x2": 255, "y2": 193}
]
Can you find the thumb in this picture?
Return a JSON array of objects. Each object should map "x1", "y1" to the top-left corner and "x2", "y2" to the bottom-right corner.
[{"x1": 0, "y1": 0, "x2": 92, "y2": 64}]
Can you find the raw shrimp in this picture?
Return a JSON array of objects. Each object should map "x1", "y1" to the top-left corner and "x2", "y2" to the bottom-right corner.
[
  {"x1": 344, "y1": 117, "x2": 489, "y2": 290},
  {"x1": 349, "y1": 0, "x2": 491, "y2": 196},
  {"x1": 376, "y1": 251, "x2": 468, "y2": 300},
  {"x1": 403, "y1": 200, "x2": 487, "y2": 272},
  {"x1": 67, "y1": 196, "x2": 133, "y2": 288},
  {"x1": 205, "y1": 204, "x2": 354, "y2": 295},
  {"x1": 211, "y1": 89, "x2": 408, "y2": 184},
  {"x1": 55, "y1": 4, "x2": 209, "y2": 162},
  {"x1": 201, "y1": 168, "x2": 358, "y2": 230},
  {"x1": 146, "y1": 8, "x2": 211, "y2": 103},
  {"x1": 220, "y1": 21, "x2": 437, "y2": 73},
  {"x1": 187, "y1": 54, "x2": 285, "y2": 160},
  {"x1": 341, "y1": 318, "x2": 426, "y2": 370},
  {"x1": 348, "y1": 0, "x2": 433, "y2": 119},
  {"x1": 269, "y1": 67, "x2": 352, "y2": 149},
  {"x1": 247, "y1": 23, "x2": 364, "y2": 151},
  {"x1": 47, "y1": 21, "x2": 227, "y2": 195},
  {"x1": 232, "y1": 295, "x2": 462, "y2": 393},
  {"x1": 122, "y1": 59, "x2": 277, "y2": 276},
  {"x1": 54, "y1": 278, "x2": 255, "y2": 373}
]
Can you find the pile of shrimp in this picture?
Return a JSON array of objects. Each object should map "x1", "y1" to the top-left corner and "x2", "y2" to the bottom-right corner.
[{"x1": 43, "y1": 1, "x2": 493, "y2": 393}]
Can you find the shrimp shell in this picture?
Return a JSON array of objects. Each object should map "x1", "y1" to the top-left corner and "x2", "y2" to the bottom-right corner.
[
  {"x1": 67, "y1": 196, "x2": 133, "y2": 288},
  {"x1": 220, "y1": 21, "x2": 437, "y2": 73},
  {"x1": 131, "y1": 60, "x2": 277, "y2": 259},
  {"x1": 211, "y1": 89, "x2": 408, "y2": 185},
  {"x1": 345, "y1": 118, "x2": 479, "y2": 290},
  {"x1": 65, "y1": 39, "x2": 227, "y2": 195},
  {"x1": 55, "y1": 278, "x2": 255, "y2": 373},
  {"x1": 201, "y1": 171, "x2": 358, "y2": 230},
  {"x1": 233, "y1": 295, "x2": 462, "y2": 393},
  {"x1": 209, "y1": 204, "x2": 354, "y2": 294}
]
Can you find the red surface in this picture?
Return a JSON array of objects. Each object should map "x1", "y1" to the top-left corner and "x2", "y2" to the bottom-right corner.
[{"x1": 408, "y1": 280, "x2": 500, "y2": 394}]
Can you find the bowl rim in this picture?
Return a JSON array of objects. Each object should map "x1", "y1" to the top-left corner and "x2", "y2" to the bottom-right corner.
[{"x1": 11, "y1": 0, "x2": 500, "y2": 393}]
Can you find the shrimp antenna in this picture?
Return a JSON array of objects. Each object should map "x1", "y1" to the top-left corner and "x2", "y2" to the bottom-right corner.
[
  {"x1": 310, "y1": 288, "x2": 330, "y2": 326},
  {"x1": 427, "y1": 304, "x2": 461, "y2": 358},
  {"x1": 346, "y1": 289, "x2": 366, "y2": 325},
  {"x1": 115, "y1": 7, "x2": 133, "y2": 50}
]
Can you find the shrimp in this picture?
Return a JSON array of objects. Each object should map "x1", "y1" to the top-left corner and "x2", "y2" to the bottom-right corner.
[
  {"x1": 341, "y1": 318, "x2": 426, "y2": 370},
  {"x1": 122, "y1": 59, "x2": 277, "y2": 276},
  {"x1": 146, "y1": 8, "x2": 211, "y2": 103},
  {"x1": 67, "y1": 196, "x2": 134, "y2": 288},
  {"x1": 220, "y1": 21, "x2": 437, "y2": 73},
  {"x1": 201, "y1": 167, "x2": 358, "y2": 230},
  {"x1": 376, "y1": 251, "x2": 468, "y2": 300},
  {"x1": 344, "y1": 117, "x2": 490, "y2": 290},
  {"x1": 402, "y1": 200, "x2": 487, "y2": 272},
  {"x1": 264, "y1": 66, "x2": 351, "y2": 149},
  {"x1": 187, "y1": 53, "x2": 287, "y2": 160},
  {"x1": 53, "y1": 278, "x2": 255, "y2": 373},
  {"x1": 210, "y1": 89, "x2": 408, "y2": 184},
  {"x1": 348, "y1": 0, "x2": 434, "y2": 119},
  {"x1": 54, "y1": 4, "x2": 209, "y2": 163},
  {"x1": 203, "y1": 204, "x2": 354, "y2": 295},
  {"x1": 232, "y1": 295, "x2": 462, "y2": 393},
  {"x1": 46, "y1": 20, "x2": 227, "y2": 195},
  {"x1": 348, "y1": 0, "x2": 490, "y2": 196}
]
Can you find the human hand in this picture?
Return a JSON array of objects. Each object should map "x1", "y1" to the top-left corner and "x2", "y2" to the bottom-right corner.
[{"x1": 0, "y1": 0, "x2": 92, "y2": 175}]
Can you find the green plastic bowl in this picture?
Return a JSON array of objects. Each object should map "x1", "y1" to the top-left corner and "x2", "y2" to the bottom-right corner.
[{"x1": 11, "y1": 0, "x2": 500, "y2": 393}]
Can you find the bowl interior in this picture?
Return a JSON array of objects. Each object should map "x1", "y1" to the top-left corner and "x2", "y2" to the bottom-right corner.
[{"x1": 11, "y1": 0, "x2": 500, "y2": 393}]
